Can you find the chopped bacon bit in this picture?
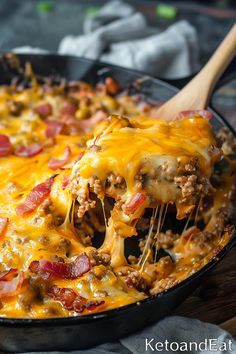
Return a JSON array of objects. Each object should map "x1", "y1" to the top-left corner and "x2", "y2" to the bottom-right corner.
[
  {"x1": 29, "y1": 253, "x2": 91, "y2": 279},
  {"x1": 0, "y1": 271, "x2": 24, "y2": 298},
  {"x1": 63, "y1": 116, "x2": 83, "y2": 135},
  {"x1": 48, "y1": 286, "x2": 77, "y2": 310},
  {"x1": 175, "y1": 110, "x2": 213, "y2": 120},
  {"x1": 60, "y1": 101, "x2": 77, "y2": 117},
  {"x1": 29, "y1": 261, "x2": 50, "y2": 279},
  {"x1": 29, "y1": 260, "x2": 40, "y2": 273},
  {"x1": 14, "y1": 143, "x2": 43, "y2": 157},
  {"x1": 86, "y1": 110, "x2": 106, "y2": 127},
  {"x1": 63, "y1": 110, "x2": 106, "y2": 135},
  {"x1": 0, "y1": 217, "x2": 8, "y2": 238},
  {"x1": 48, "y1": 285, "x2": 105, "y2": 313},
  {"x1": 62, "y1": 176, "x2": 70, "y2": 189},
  {"x1": 0, "y1": 268, "x2": 17, "y2": 281},
  {"x1": 73, "y1": 295, "x2": 104, "y2": 313},
  {"x1": 16, "y1": 175, "x2": 56, "y2": 216},
  {"x1": 45, "y1": 120, "x2": 65, "y2": 138},
  {"x1": 48, "y1": 146, "x2": 71, "y2": 170},
  {"x1": 35, "y1": 103, "x2": 52, "y2": 119},
  {"x1": 126, "y1": 277, "x2": 134, "y2": 288},
  {"x1": 105, "y1": 77, "x2": 120, "y2": 95},
  {"x1": 124, "y1": 192, "x2": 147, "y2": 214},
  {"x1": 0, "y1": 135, "x2": 12, "y2": 157}
]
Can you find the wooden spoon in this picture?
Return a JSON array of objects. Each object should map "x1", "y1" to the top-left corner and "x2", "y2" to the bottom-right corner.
[{"x1": 157, "y1": 24, "x2": 236, "y2": 121}]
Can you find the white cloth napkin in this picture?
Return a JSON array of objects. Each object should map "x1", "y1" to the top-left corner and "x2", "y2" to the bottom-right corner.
[
  {"x1": 58, "y1": 0, "x2": 199, "y2": 78},
  {"x1": 14, "y1": 0, "x2": 199, "y2": 79}
]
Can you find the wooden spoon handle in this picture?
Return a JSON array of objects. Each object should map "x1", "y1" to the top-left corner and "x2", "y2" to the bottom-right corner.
[{"x1": 186, "y1": 23, "x2": 236, "y2": 108}]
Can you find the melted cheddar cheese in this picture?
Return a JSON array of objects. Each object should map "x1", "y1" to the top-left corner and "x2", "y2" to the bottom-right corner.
[{"x1": 0, "y1": 57, "x2": 234, "y2": 318}]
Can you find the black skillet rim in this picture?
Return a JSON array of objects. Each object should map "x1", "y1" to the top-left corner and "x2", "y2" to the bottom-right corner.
[{"x1": 0, "y1": 53, "x2": 235, "y2": 326}]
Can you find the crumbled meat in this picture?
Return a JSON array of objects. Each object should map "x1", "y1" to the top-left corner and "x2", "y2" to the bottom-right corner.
[
  {"x1": 189, "y1": 230, "x2": 216, "y2": 250},
  {"x1": 174, "y1": 175, "x2": 210, "y2": 199},
  {"x1": 39, "y1": 234, "x2": 50, "y2": 245},
  {"x1": 8, "y1": 100, "x2": 23, "y2": 116},
  {"x1": 88, "y1": 249, "x2": 111, "y2": 266},
  {"x1": 89, "y1": 178, "x2": 104, "y2": 199},
  {"x1": 213, "y1": 206, "x2": 234, "y2": 235},
  {"x1": 150, "y1": 276, "x2": 178, "y2": 295},
  {"x1": 107, "y1": 173, "x2": 125, "y2": 188},
  {"x1": 126, "y1": 270, "x2": 148, "y2": 292},
  {"x1": 77, "y1": 193, "x2": 96, "y2": 219},
  {"x1": 55, "y1": 238, "x2": 71, "y2": 256},
  {"x1": 156, "y1": 230, "x2": 179, "y2": 249},
  {"x1": 216, "y1": 127, "x2": 236, "y2": 155}
]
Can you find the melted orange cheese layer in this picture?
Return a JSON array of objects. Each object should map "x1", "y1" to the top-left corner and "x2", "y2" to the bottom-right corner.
[{"x1": 78, "y1": 115, "x2": 217, "y2": 196}]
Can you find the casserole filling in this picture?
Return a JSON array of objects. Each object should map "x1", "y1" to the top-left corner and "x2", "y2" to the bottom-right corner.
[{"x1": 0, "y1": 55, "x2": 235, "y2": 318}]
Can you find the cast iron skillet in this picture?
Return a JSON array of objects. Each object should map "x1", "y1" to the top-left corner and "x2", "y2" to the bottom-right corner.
[{"x1": 0, "y1": 54, "x2": 235, "y2": 352}]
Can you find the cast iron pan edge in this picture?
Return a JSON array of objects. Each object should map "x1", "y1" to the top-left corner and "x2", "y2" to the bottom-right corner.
[{"x1": 0, "y1": 54, "x2": 235, "y2": 352}]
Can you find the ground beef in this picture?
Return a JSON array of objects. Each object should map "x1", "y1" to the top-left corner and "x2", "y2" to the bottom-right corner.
[
  {"x1": 213, "y1": 206, "x2": 234, "y2": 235},
  {"x1": 174, "y1": 174, "x2": 210, "y2": 200},
  {"x1": 156, "y1": 230, "x2": 179, "y2": 249},
  {"x1": 189, "y1": 230, "x2": 216, "y2": 250},
  {"x1": 217, "y1": 127, "x2": 236, "y2": 155},
  {"x1": 88, "y1": 249, "x2": 111, "y2": 266},
  {"x1": 126, "y1": 270, "x2": 148, "y2": 292},
  {"x1": 77, "y1": 197, "x2": 96, "y2": 219},
  {"x1": 89, "y1": 178, "x2": 103, "y2": 199},
  {"x1": 8, "y1": 99, "x2": 24, "y2": 116},
  {"x1": 55, "y1": 238, "x2": 71, "y2": 256},
  {"x1": 106, "y1": 173, "x2": 126, "y2": 193},
  {"x1": 150, "y1": 276, "x2": 178, "y2": 295}
]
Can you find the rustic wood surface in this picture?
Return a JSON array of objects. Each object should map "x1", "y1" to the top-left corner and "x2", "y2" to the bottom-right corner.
[{"x1": 174, "y1": 244, "x2": 236, "y2": 337}]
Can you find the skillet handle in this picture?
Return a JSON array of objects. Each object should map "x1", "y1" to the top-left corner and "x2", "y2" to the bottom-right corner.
[{"x1": 164, "y1": 57, "x2": 236, "y2": 91}]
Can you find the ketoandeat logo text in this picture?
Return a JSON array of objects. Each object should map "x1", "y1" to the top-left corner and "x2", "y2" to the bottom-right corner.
[{"x1": 145, "y1": 338, "x2": 233, "y2": 352}]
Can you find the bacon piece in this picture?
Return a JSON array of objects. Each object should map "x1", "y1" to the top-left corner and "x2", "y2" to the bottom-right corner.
[
  {"x1": 48, "y1": 286, "x2": 77, "y2": 310},
  {"x1": 45, "y1": 120, "x2": 65, "y2": 138},
  {"x1": 0, "y1": 135, "x2": 12, "y2": 157},
  {"x1": 35, "y1": 103, "x2": 52, "y2": 119},
  {"x1": 63, "y1": 110, "x2": 106, "y2": 135},
  {"x1": 29, "y1": 253, "x2": 91, "y2": 279},
  {"x1": 14, "y1": 143, "x2": 43, "y2": 157},
  {"x1": 48, "y1": 285, "x2": 105, "y2": 313},
  {"x1": 85, "y1": 110, "x2": 106, "y2": 128},
  {"x1": 62, "y1": 176, "x2": 70, "y2": 189},
  {"x1": 62, "y1": 116, "x2": 83, "y2": 135},
  {"x1": 0, "y1": 268, "x2": 17, "y2": 281},
  {"x1": 48, "y1": 146, "x2": 71, "y2": 170},
  {"x1": 60, "y1": 101, "x2": 77, "y2": 117},
  {"x1": 16, "y1": 175, "x2": 56, "y2": 216},
  {"x1": 124, "y1": 192, "x2": 147, "y2": 214},
  {"x1": 0, "y1": 217, "x2": 8, "y2": 238},
  {"x1": 0, "y1": 272, "x2": 24, "y2": 298},
  {"x1": 175, "y1": 110, "x2": 213, "y2": 120},
  {"x1": 105, "y1": 77, "x2": 120, "y2": 95}
]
